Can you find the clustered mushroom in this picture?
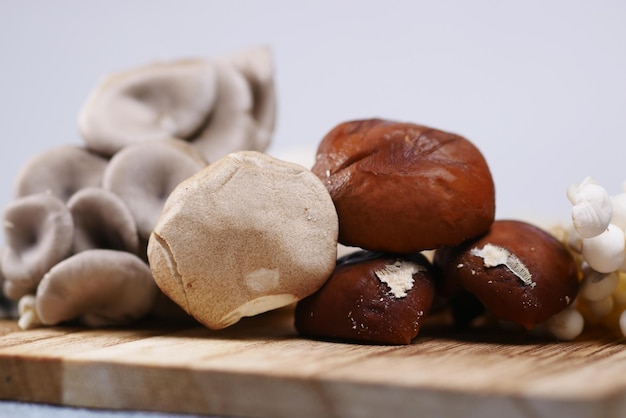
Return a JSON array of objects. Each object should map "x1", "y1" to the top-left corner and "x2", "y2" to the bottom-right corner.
[
  {"x1": 0, "y1": 45, "x2": 277, "y2": 329},
  {"x1": 293, "y1": 119, "x2": 581, "y2": 344},
  {"x1": 1, "y1": 46, "x2": 621, "y2": 348},
  {"x1": 549, "y1": 177, "x2": 626, "y2": 339}
]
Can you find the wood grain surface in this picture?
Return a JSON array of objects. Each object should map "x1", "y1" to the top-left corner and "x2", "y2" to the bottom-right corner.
[{"x1": 1, "y1": 307, "x2": 626, "y2": 418}]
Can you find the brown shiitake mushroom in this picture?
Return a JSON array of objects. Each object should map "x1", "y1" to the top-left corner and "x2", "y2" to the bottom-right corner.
[
  {"x1": 295, "y1": 250, "x2": 435, "y2": 345},
  {"x1": 312, "y1": 119, "x2": 496, "y2": 253},
  {"x1": 434, "y1": 220, "x2": 580, "y2": 330}
]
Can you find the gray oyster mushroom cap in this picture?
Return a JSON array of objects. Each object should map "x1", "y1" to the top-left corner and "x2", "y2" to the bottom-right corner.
[
  {"x1": 67, "y1": 187, "x2": 139, "y2": 255},
  {"x1": 2, "y1": 193, "x2": 74, "y2": 300},
  {"x1": 36, "y1": 249, "x2": 157, "y2": 327},
  {"x1": 78, "y1": 58, "x2": 218, "y2": 157},
  {"x1": 0, "y1": 257, "x2": 17, "y2": 319},
  {"x1": 148, "y1": 150, "x2": 338, "y2": 330},
  {"x1": 192, "y1": 45, "x2": 276, "y2": 161},
  {"x1": 77, "y1": 46, "x2": 276, "y2": 162},
  {"x1": 13, "y1": 145, "x2": 108, "y2": 202},
  {"x1": 102, "y1": 138, "x2": 207, "y2": 241}
]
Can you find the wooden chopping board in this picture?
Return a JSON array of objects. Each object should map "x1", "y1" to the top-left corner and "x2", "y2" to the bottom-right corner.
[{"x1": 1, "y1": 307, "x2": 626, "y2": 418}]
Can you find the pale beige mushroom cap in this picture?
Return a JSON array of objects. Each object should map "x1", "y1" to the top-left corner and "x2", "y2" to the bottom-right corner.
[
  {"x1": 78, "y1": 58, "x2": 218, "y2": 156},
  {"x1": 148, "y1": 151, "x2": 338, "y2": 330},
  {"x1": 36, "y1": 249, "x2": 157, "y2": 327}
]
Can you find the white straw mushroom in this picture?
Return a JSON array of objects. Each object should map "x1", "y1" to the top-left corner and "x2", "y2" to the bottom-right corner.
[
  {"x1": 13, "y1": 145, "x2": 108, "y2": 202},
  {"x1": 148, "y1": 150, "x2": 338, "y2": 330},
  {"x1": 620, "y1": 310, "x2": 626, "y2": 338},
  {"x1": 579, "y1": 269, "x2": 619, "y2": 302},
  {"x1": 2, "y1": 193, "x2": 74, "y2": 300},
  {"x1": 78, "y1": 58, "x2": 218, "y2": 157},
  {"x1": 543, "y1": 308, "x2": 584, "y2": 341},
  {"x1": 36, "y1": 249, "x2": 157, "y2": 327},
  {"x1": 586, "y1": 296, "x2": 614, "y2": 320},
  {"x1": 581, "y1": 224, "x2": 626, "y2": 273},
  {"x1": 192, "y1": 45, "x2": 276, "y2": 161},
  {"x1": 102, "y1": 138, "x2": 207, "y2": 241},
  {"x1": 67, "y1": 187, "x2": 139, "y2": 255},
  {"x1": 611, "y1": 192, "x2": 626, "y2": 231},
  {"x1": 569, "y1": 178, "x2": 612, "y2": 239},
  {"x1": 17, "y1": 294, "x2": 41, "y2": 330}
]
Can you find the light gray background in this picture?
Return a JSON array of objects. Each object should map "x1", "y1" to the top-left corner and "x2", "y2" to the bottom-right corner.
[
  {"x1": 1, "y1": 0, "x2": 625, "y2": 233},
  {"x1": 0, "y1": 1, "x2": 625, "y2": 416}
]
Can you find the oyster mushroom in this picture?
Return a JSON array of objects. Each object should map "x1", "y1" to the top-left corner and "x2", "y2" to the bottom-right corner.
[
  {"x1": 2, "y1": 193, "x2": 74, "y2": 300},
  {"x1": 192, "y1": 45, "x2": 276, "y2": 161},
  {"x1": 78, "y1": 58, "x2": 218, "y2": 157},
  {"x1": 0, "y1": 259, "x2": 17, "y2": 319},
  {"x1": 36, "y1": 249, "x2": 157, "y2": 327},
  {"x1": 67, "y1": 187, "x2": 139, "y2": 255},
  {"x1": 102, "y1": 138, "x2": 207, "y2": 241},
  {"x1": 77, "y1": 46, "x2": 276, "y2": 162},
  {"x1": 148, "y1": 150, "x2": 338, "y2": 330},
  {"x1": 14, "y1": 145, "x2": 108, "y2": 202}
]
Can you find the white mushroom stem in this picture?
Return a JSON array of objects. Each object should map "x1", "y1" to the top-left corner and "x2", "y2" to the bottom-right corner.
[
  {"x1": 581, "y1": 224, "x2": 626, "y2": 273},
  {"x1": 569, "y1": 179, "x2": 612, "y2": 239},
  {"x1": 619, "y1": 310, "x2": 626, "y2": 338},
  {"x1": 611, "y1": 192, "x2": 626, "y2": 231},
  {"x1": 542, "y1": 308, "x2": 584, "y2": 341},
  {"x1": 579, "y1": 269, "x2": 619, "y2": 302},
  {"x1": 586, "y1": 296, "x2": 614, "y2": 319},
  {"x1": 2, "y1": 193, "x2": 74, "y2": 300},
  {"x1": 102, "y1": 139, "x2": 207, "y2": 240},
  {"x1": 17, "y1": 294, "x2": 41, "y2": 330},
  {"x1": 36, "y1": 250, "x2": 158, "y2": 327},
  {"x1": 13, "y1": 145, "x2": 108, "y2": 202},
  {"x1": 78, "y1": 58, "x2": 218, "y2": 157},
  {"x1": 67, "y1": 187, "x2": 139, "y2": 255}
]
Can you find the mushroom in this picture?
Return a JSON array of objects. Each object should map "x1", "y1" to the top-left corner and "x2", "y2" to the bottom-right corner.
[
  {"x1": 192, "y1": 45, "x2": 276, "y2": 161},
  {"x1": 568, "y1": 177, "x2": 612, "y2": 239},
  {"x1": 17, "y1": 294, "x2": 40, "y2": 329},
  {"x1": 13, "y1": 145, "x2": 108, "y2": 202},
  {"x1": 102, "y1": 138, "x2": 207, "y2": 241},
  {"x1": 2, "y1": 192, "x2": 74, "y2": 300},
  {"x1": 148, "y1": 151, "x2": 338, "y2": 330},
  {"x1": 77, "y1": 46, "x2": 276, "y2": 162},
  {"x1": 542, "y1": 307, "x2": 584, "y2": 341},
  {"x1": 0, "y1": 258, "x2": 17, "y2": 319},
  {"x1": 78, "y1": 58, "x2": 218, "y2": 157},
  {"x1": 67, "y1": 187, "x2": 139, "y2": 255},
  {"x1": 35, "y1": 249, "x2": 157, "y2": 327},
  {"x1": 581, "y1": 224, "x2": 626, "y2": 273}
]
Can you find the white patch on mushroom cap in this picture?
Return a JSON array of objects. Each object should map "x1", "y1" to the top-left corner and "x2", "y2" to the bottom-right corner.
[
  {"x1": 470, "y1": 244, "x2": 535, "y2": 287},
  {"x1": 374, "y1": 260, "x2": 425, "y2": 298},
  {"x1": 245, "y1": 268, "x2": 280, "y2": 293}
]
